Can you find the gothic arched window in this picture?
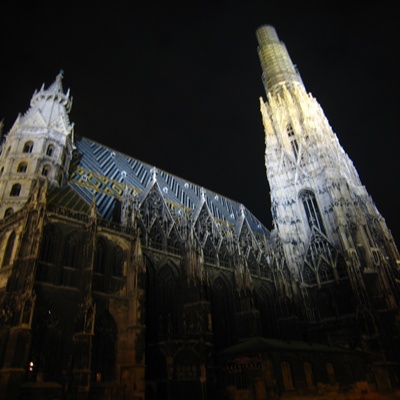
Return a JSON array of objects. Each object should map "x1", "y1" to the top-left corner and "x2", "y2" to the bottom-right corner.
[
  {"x1": 2, "y1": 231, "x2": 16, "y2": 267},
  {"x1": 61, "y1": 232, "x2": 80, "y2": 287},
  {"x1": 17, "y1": 162, "x2": 28, "y2": 173},
  {"x1": 211, "y1": 277, "x2": 236, "y2": 349},
  {"x1": 10, "y1": 183, "x2": 21, "y2": 197},
  {"x1": 37, "y1": 225, "x2": 59, "y2": 284},
  {"x1": 93, "y1": 238, "x2": 108, "y2": 292},
  {"x1": 287, "y1": 124, "x2": 299, "y2": 159},
  {"x1": 23, "y1": 141, "x2": 34, "y2": 153},
  {"x1": 110, "y1": 246, "x2": 123, "y2": 277},
  {"x1": 46, "y1": 144, "x2": 55, "y2": 157},
  {"x1": 110, "y1": 245, "x2": 124, "y2": 294},
  {"x1": 39, "y1": 226, "x2": 57, "y2": 264},
  {"x1": 300, "y1": 190, "x2": 325, "y2": 234},
  {"x1": 148, "y1": 224, "x2": 163, "y2": 250},
  {"x1": 42, "y1": 165, "x2": 50, "y2": 177},
  {"x1": 157, "y1": 265, "x2": 177, "y2": 338},
  {"x1": 94, "y1": 239, "x2": 107, "y2": 275}
]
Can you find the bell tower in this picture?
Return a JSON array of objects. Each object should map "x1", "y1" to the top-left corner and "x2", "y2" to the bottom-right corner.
[
  {"x1": 257, "y1": 25, "x2": 399, "y2": 281},
  {"x1": 257, "y1": 25, "x2": 400, "y2": 390},
  {"x1": 0, "y1": 72, "x2": 74, "y2": 219}
]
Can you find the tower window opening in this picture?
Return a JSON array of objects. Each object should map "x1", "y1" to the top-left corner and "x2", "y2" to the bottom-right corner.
[
  {"x1": 301, "y1": 190, "x2": 326, "y2": 234},
  {"x1": 10, "y1": 183, "x2": 21, "y2": 197},
  {"x1": 4, "y1": 208, "x2": 14, "y2": 218},
  {"x1": 46, "y1": 144, "x2": 55, "y2": 157},
  {"x1": 287, "y1": 124, "x2": 299, "y2": 159},
  {"x1": 17, "y1": 162, "x2": 28, "y2": 173},
  {"x1": 23, "y1": 141, "x2": 34, "y2": 153},
  {"x1": 42, "y1": 165, "x2": 50, "y2": 177}
]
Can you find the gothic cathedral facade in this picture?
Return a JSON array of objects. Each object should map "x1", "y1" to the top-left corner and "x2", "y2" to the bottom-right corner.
[{"x1": 0, "y1": 26, "x2": 399, "y2": 400}]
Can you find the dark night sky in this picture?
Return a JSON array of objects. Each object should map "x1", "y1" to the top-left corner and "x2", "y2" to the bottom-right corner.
[{"x1": 1, "y1": 1, "x2": 399, "y2": 244}]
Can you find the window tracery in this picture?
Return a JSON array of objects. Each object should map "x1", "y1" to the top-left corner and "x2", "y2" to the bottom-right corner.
[
  {"x1": 300, "y1": 190, "x2": 325, "y2": 234},
  {"x1": 148, "y1": 223, "x2": 164, "y2": 250},
  {"x1": 166, "y1": 229, "x2": 181, "y2": 255},
  {"x1": 203, "y1": 237, "x2": 216, "y2": 265},
  {"x1": 287, "y1": 124, "x2": 299, "y2": 159}
]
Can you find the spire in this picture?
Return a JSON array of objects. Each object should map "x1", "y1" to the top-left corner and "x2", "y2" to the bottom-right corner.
[
  {"x1": 14, "y1": 71, "x2": 74, "y2": 134},
  {"x1": 256, "y1": 25, "x2": 303, "y2": 95},
  {"x1": 30, "y1": 70, "x2": 72, "y2": 112}
]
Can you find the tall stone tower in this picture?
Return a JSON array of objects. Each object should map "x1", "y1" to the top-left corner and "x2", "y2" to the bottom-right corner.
[
  {"x1": 0, "y1": 72, "x2": 74, "y2": 218},
  {"x1": 257, "y1": 25, "x2": 400, "y2": 390}
]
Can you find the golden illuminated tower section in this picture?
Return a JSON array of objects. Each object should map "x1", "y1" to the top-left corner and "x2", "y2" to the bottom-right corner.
[
  {"x1": 256, "y1": 25, "x2": 303, "y2": 95},
  {"x1": 257, "y1": 25, "x2": 399, "y2": 307}
]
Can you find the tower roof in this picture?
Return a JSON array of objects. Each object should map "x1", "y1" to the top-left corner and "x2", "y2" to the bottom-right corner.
[
  {"x1": 30, "y1": 70, "x2": 72, "y2": 111},
  {"x1": 11, "y1": 72, "x2": 74, "y2": 134}
]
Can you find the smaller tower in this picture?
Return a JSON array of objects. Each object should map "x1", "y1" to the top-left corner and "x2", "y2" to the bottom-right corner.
[{"x1": 0, "y1": 72, "x2": 74, "y2": 218}]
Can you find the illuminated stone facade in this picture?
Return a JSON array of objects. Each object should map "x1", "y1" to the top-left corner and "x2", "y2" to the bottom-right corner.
[{"x1": 0, "y1": 26, "x2": 399, "y2": 400}]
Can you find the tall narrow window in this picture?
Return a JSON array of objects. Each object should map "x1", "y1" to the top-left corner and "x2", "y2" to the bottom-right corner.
[
  {"x1": 42, "y1": 165, "x2": 50, "y2": 177},
  {"x1": 111, "y1": 246, "x2": 124, "y2": 277},
  {"x1": 93, "y1": 238, "x2": 107, "y2": 292},
  {"x1": 10, "y1": 183, "x2": 21, "y2": 197},
  {"x1": 46, "y1": 144, "x2": 55, "y2": 157},
  {"x1": 61, "y1": 232, "x2": 79, "y2": 287},
  {"x1": 2, "y1": 231, "x2": 16, "y2": 267},
  {"x1": 300, "y1": 190, "x2": 326, "y2": 234},
  {"x1": 37, "y1": 225, "x2": 59, "y2": 284},
  {"x1": 17, "y1": 162, "x2": 28, "y2": 173},
  {"x1": 23, "y1": 141, "x2": 34, "y2": 153},
  {"x1": 287, "y1": 124, "x2": 299, "y2": 159}
]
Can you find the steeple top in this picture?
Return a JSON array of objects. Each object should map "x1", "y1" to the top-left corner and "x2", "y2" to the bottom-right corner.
[
  {"x1": 256, "y1": 25, "x2": 303, "y2": 95},
  {"x1": 46, "y1": 70, "x2": 65, "y2": 94},
  {"x1": 30, "y1": 71, "x2": 72, "y2": 112}
]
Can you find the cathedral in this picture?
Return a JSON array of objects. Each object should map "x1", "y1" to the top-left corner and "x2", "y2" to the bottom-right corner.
[{"x1": 0, "y1": 25, "x2": 399, "y2": 400}]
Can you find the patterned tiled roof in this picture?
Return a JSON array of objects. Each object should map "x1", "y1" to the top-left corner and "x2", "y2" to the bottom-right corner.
[{"x1": 68, "y1": 137, "x2": 269, "y2": 237}]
